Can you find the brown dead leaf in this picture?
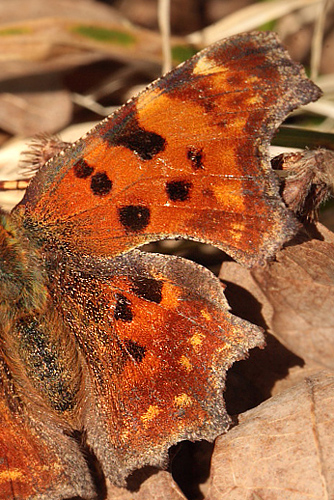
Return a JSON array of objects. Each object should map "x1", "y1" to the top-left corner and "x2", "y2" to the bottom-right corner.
[
  {"x1": 219, "y1": 260, "x2": 273, "y2": 331},
  {"x1": 206, "y1": 370, "x2": 334, "y2": 500},
  {"x1": 251, "y1": 224, "x2": 334, "y2": 369},
  {"x1": 219, "y1": 261, "x2": 322, "y2": 399},
  {"x1": 107, "y1": 470, "x2": 186, "y2": 500},
  {"x1": 0, "y1": 74, "x2": 72, "y2": 135}
]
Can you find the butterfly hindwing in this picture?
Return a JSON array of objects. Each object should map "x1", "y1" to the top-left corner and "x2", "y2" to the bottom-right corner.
[{"x1": 48, "y1": 249, "x2": 264, "y2": 484}]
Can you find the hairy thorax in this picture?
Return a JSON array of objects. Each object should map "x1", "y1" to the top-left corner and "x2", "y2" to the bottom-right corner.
[
  {"x1": 0, "y1": 210, "x2": 82, "y2": 423},
  {"x1": 0, "y1": 210, "x2": 48, "y2": 327}
]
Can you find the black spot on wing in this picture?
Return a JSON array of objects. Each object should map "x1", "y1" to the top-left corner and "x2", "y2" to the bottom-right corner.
[
  {"x1": 124, "y1": 339, "x2": 146, "y2": 363},
  {"x1": 118, "y1": 205, "x2": 150, "y2": 232},
  {"x1": 114, "y1": 293, "x2": 133, "y2": 322},
  {"x1": 103, "y1": 110, "x2": 166, "y2": 160},
  {"x1": 166, "y1": 180, "x2": 192, "y2": 201},
  {"x1": 119, "y1": 128, "x2": 166, "y2": 161},
  {"x1": 73, "y1": 159, "x2": 94, "y2": 178},
  {"x1": 131, "y1": 276, "x2": 162, "y2": 304},
  {"x1": 91, "y1": 172, "x2": 112, "y2": 196}
]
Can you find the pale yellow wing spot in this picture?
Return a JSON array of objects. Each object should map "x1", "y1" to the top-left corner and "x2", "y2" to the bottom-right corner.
[
  {"x1": 229, "y1": 222, "x2": 247, "y2": 243},
  {"x1": 200, "y1": 310, "x2": 212, "y2": 322},
  {"x1": 0, "y1": 469, "x2": 24, "y2": 483},
  {"x1": 246, "y1": 94, "x2": 263, "y2": 106},
  {"x1": 245, "y1": 75, "x2": 260, "y2": 84},
  {"x1": 179, "y1": 355, "x2": 193, "y2": 372},
  {"x1": 141, "y1": 405, "x2": 161, "y2": 427},
  {"x1": 217, "y1": 344, "x2": 232, "y2": 355},
  {"x1": 189, "y1": 332, "x2": 205, "y2": 352},
  {"x1": 193, "y1": 56, "x2": 226, "y2": 76},
  {"x1": 174, "y1": 393, "x2": 193, "y2": 408}
]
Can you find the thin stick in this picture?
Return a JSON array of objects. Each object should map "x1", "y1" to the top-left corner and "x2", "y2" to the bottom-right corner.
[
  {"x1": 0, "y1": 179, "x2": 29, "y2": 191},
  {"x1": 158, "y1": 0, "x2": 172, "y2": 74},
  {"x1": 311, "y1": 0, "x2": 330, "y2": 80}
]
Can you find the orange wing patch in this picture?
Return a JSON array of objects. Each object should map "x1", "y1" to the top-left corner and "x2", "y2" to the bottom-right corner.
[{"x1": 16, "y1": 31, "x2": 320, "y2": 266}]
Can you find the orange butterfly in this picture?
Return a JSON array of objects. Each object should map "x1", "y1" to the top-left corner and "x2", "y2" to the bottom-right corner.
[{"x1": 0, "y1": 31, "x2": 320, "y2": 498}]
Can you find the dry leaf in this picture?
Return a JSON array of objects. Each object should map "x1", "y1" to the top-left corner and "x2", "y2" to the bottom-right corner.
[
  {"x1": 252, "y1": 224, "x2": 334, "y2": 369},
  {"x1": 0, "y1": 75, "x2": 72, "y2": 136},
  {"x1": 107, "y1": 470, "x2": 186, "y2": 500},
  {"x1": 206, "y1": 370, "x2": 334, "y2": 500},
  {"x1": 219, "y1": 261, "x2": 318, "y2": 405}
]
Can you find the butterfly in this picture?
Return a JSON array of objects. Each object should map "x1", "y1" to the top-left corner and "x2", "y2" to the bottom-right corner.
[{"x1": 0, "y1": 31, "x2": 320, "y2": 499}]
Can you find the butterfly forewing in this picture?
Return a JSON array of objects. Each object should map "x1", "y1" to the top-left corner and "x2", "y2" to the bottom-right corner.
[{"x1": 16, "y1": 31, "x2": 321, "y2": 266}]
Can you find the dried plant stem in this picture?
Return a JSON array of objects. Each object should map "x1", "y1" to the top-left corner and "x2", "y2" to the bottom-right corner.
[
  {"x1": 158, "y1": 0, "x2": 172, "y2": 74},
  {"x1": 311, "y1": 0, "x2": 331, "y2": 79}
]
